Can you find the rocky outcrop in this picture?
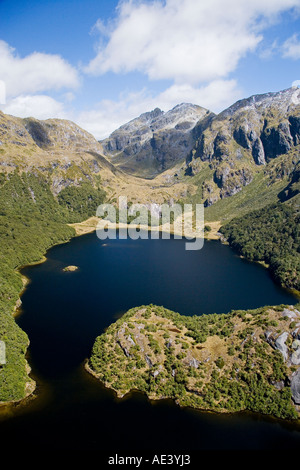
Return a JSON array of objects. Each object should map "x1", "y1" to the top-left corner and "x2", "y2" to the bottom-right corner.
[
  {"x1": 260, "y1": 121, "x2": 294, "y2": 161},
  {"x1": 291, "y1": 340, "x2": 300, "y2": 366},
  {"x1": 266, "y1": 309, "x2": 300, "y2": 370},
  {"x1": 0, "y1": 340, "x2": 6, "y2": 365},
  {"x1": 288, "y1": 116, "x2": 300, "y2": 145},
  {"x1": 274, "y1": 332, "x2": 289, "y2": 361},
  {"x1": 278, "y1": 163, "x2": 300, "y2": 201},
  {"x1": 291, "y1": 369, "x2": 300, "y2": 405},
  {"x1": 214, "y1": 164, "x2": 253, "y2": 198}
]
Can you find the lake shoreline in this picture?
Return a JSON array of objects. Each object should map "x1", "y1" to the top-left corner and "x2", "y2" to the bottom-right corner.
[
  {"x1": 3, "y1": 214, "x2": 298, "y2": 410},
  {"x1": 85, "y1": 305, "x2": 300, "y2": 421},
  {"x1": 68, "y1": 216, "x2": 222, "y2": 240},
  {"x1": 84, "y1": 359, "x2": 234, "y2": 415}
]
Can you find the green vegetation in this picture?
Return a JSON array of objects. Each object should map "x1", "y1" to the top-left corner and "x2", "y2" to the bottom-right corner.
[
  {"x1": 58, "y1": 179, "x2": 106, "y2": 222},
  {"x1": 204, "y1": 170, "x2": 289, "y2": 222},
  {"x1": 88, "y1": 304, "x2": 299, "y2": 420},
  {"x1": 220, "y1": 202, "x2": 300, "y2": 291},
  {"x1": 0, "y1": 170, "x2": 106, "y2": 402}
]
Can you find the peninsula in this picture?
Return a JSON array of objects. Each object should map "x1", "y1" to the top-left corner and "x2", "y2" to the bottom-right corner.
[{"x1": 87, "y1": 304, "x2": 300, "y2": 420}]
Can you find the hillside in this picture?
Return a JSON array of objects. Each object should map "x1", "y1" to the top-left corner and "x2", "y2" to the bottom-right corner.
[{"x1": 0, "y1": 110, "x2": 197, "y2": 403}]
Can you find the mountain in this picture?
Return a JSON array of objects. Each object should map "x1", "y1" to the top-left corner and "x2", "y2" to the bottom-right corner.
[
  {"x1": 186, "y1": 86, "x2": 300, "y2": 207},
  {"x1": 0, "y1": 111, "x2": 196, "y2": 208},
  {"x1": 100, "y1": 103, "x2": 213, "y2": 178},
  {"x1": 99, "y1": 87, "x2": 300, "y2": 217},
  {"x1": 0, "y1": 111, "x2": 122, "y2": 196}
]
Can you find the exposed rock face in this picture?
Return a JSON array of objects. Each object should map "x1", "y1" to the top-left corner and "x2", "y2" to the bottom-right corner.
[
  {"x1": 200, "y1": 87, "x2": 300, "y2": 165},
  {"x1": 291, "y1": 347, "x2": 300, "y2": 366},
  {"x1": 1, "y1": 87, "x2": 300, "y2": 211},
  {"x1": 189, "y1": 86, "x2": 300, "y2": 206},
  {"x1": 291, "y1": 369, "x2": 300, "y2": 405},
  {"x1": 265, "y1": 309, "x2": 300, "y2": 370},
  {"x1": 274, "y1": 332, "x2": 289, "y2": 361},
  {"x1": 289, "y1": 116, "x2": 300, "y2": 145},
  {"x1": 278, "y1": 163, "x2": 300, "y2": 201},
  {"x1": 214, "y1": 164, "x2": 253, "y2": 198},
  {"x1": 101, "y1": 103, "x2": 213, "y2": 178},
  {"x1": 0, "y1": 340, "x2": 6, "y2": 365}
]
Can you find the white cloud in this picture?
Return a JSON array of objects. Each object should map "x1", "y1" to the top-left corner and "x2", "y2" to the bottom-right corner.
[
  {"x1": 0, "y1": 40, "x2": 80, "y2": 98},
  {"x1": 156, "y1": 80, "x2": 242, "y2": 113},
  {"x1": 0, "y1": 80, "x2": 5, "y2": 104},
  {"x1": 282, "y1": 34, "x2": 300, "y2": 59},
  {"x1": 76, "y1": 79, "x2": 243, "y2": 140},
  {"x1": 85, "y1": 0, "x2": 300, "y2": 83},
  {"x1": 258, "y1": 40, "x2": 279, "y2": 59},
  {"x1": 1, "y1": 95, "x2": 66, "y2": 120}
]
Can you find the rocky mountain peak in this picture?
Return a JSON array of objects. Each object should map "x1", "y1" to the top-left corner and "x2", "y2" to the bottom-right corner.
[
  {"x1": 100, "y1": 102, "x2": 212, "y2": 178},
  {"x1": 186, "y1": 87, "x2": 300, "y2": 207},
  {"x1": 139, "y1": 107, "x2": 164, "y2": 121},
  {"x1": 219, "y1": 87, "x2": 300, "y2": 119}
]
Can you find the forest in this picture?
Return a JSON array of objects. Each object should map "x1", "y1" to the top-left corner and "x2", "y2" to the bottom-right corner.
[
  {"x1": 0, "y1": 170, "x2": 106, "y2": 401},
  {"x1": 220, "y1": 201, "x2": 300, "y2": 292}
]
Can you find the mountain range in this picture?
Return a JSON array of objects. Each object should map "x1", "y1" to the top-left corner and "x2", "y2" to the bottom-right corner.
[
  {"x1": 100, "y1": 86, "x2": 300, "y2": 212},
  {"x1": 1, "y1": 86, "x2": 299, "y2": 216}
]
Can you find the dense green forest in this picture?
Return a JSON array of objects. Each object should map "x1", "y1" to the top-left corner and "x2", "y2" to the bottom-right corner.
[
  {"x1": 0, "y1": 170, "x2": 106, "y2": 402},
  {"x1": 219, "y1": 201, "x2": 300, "y2": 292}
]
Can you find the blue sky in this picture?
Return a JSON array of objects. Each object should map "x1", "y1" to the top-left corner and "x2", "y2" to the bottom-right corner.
[{"x1": 0, "y1": 0, "x2": 300, "y2": 139}]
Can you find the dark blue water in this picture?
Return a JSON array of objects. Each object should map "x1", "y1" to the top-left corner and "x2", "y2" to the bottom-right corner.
[{"x1": 0, "y1": 232, "x2": 299, "y2": 456}]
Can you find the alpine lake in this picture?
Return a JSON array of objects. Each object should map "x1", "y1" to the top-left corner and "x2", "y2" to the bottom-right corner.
[{"x1": 1, "y1": 230, "x2": 300, "y2": 454}]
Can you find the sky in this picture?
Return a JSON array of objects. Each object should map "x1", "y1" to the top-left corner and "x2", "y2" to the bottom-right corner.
[{"x1": 0, "y1": 0, "x2": 300, "y2": 140}]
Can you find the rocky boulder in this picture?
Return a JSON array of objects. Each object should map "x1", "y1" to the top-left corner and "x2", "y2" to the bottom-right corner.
[
  {"x1": 274, "y1": 332, "x2": 289, "y2": 361},
  {"x1": 291, "y1": 368, "x2": 300, "y2": 405}
]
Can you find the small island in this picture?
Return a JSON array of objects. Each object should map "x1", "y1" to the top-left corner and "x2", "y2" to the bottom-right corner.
[
  {"x1": 62, "y1": 265, "x2": 79, "y2": 272},
  {"x1": 87, "y1": 304, "x2": 300, "y2": 420}
]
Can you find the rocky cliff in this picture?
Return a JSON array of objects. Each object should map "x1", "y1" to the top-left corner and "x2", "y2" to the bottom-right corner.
[
  {"x1": 98, "y1": 87, "x2": 300, "y2": 212},
  {"x1": 186, "y1": 87, "x2": 300, "y2": 206}
]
